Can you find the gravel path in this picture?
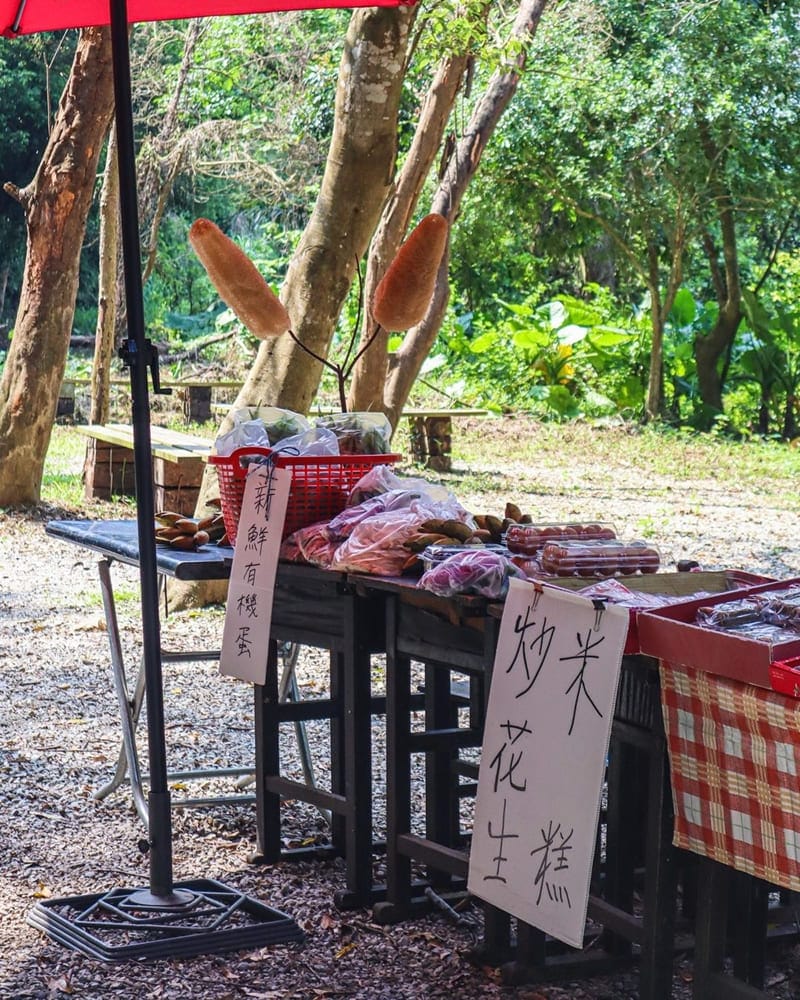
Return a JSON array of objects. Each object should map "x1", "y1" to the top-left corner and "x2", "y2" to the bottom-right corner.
[{"x1": 2, "y1": 420, "x2": 800, "y2": 999}]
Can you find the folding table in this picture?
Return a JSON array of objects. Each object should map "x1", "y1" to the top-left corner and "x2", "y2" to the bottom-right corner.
[
  {"x1": 46, "y1": 518, "x2": 266, "y2": 824},
  {"x1": 45, "y1": 519, "x2": 386, "y2": 907}
]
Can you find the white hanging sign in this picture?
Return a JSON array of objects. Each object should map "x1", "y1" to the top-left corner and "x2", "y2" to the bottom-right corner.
[
  {"x1": 468, "y1": 577, "x2": 628, "y2": 949},
  {"x1": 219, "y1": 461, "x2": 291, "y2": 684}
]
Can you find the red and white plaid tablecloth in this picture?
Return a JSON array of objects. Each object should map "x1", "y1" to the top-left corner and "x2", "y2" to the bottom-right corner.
[{"x1": 660, "y1": 660, "x2": 800, "y2": 890}]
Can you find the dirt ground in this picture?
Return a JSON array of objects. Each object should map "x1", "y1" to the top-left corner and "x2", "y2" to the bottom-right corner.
[{"x1": 3, "y1": 419, "x2": 800, "y2": 999}]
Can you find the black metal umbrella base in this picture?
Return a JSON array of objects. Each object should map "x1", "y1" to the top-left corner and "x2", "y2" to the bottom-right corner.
[{"x1": 27, "y1": 878, "x2": 304, "y2": 962}]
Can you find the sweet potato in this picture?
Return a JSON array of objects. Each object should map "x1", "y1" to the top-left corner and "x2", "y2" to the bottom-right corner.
[
  {"x1": 372, "y1": 214, "x2": 449, "y2": 331},
  {"x1": 188, "y1": 218, "x2": 290, "y2": 339}
]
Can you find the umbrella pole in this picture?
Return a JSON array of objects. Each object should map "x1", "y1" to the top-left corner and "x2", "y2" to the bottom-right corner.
[
  {"x1": 109, "y1": 0, "x2": 184, "y2": 905},
  {"x1": 28, "y1": 4, "x2": 304, "y2": 961}
]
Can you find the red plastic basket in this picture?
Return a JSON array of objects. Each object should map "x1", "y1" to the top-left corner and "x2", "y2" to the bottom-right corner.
[{"x1": 208, "y1": 447, "x2": 401, "y2": 545}]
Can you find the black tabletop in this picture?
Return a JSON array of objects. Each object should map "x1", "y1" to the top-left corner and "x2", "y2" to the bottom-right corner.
[{"x1": 46, "y1": 519, "x2": 234, "y2": 581}]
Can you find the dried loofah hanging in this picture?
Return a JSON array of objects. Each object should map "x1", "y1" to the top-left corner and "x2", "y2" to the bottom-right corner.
[
  {"x1": 371, "y1": 213, "x2": 449, "y2": 332},
  {"x1": 188, "y1": 218, "x2": 290, "y2": 339}
]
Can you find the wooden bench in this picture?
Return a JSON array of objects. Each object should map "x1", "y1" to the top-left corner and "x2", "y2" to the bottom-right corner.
[
  {"x1": 80, "y1": 423, "x2": 212, "y2": 515},
  {"x1": 59, "y1": 378, "x2": 243, "y2": 424}
]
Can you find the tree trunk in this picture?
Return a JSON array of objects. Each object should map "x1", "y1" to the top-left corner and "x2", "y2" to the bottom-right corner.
[
  {"x1": 347, "y1": 48, "x2": 475, "y2": 411},
  {"x1": 169, "y1": 7, "x2": 415, "y2": 609},
  {"x1": 90, "y1": 121, "x2": 120, "y2": 426},
  {"x1": 383, "y1": 0, "x2": 549, "y2": 429},
  {"x1": 0, "y1": 29, "x2": 114, "y2": 504},
  {"x1": 692, "y1": 113, "x2": 742, "y2": 424},
  {"x1": 695, "y1": 302, "x2": 741, "y2": 415},
  {"x1": 221, "y1": 6, "x2": 415, "y2": 421}
]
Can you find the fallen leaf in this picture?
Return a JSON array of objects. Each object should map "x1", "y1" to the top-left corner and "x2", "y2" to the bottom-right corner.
[{"x1": 46, "y1": 975, "x2": 73, "y2": 995}]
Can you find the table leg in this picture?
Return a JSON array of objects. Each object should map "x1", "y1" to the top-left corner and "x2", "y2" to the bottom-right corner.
[
  {"x1": 96, "y1": 557, "x2": 149, "y2": 826},
  {"x1": 373, "y1": 596, "x2": 414, "y2": 922},
  {"x1": 329, "y1": 649, "x2": 346, "y2": 857},
  {"x1": 254, "y1": 640, "x2": 282, "y2": 863},
  {"x1": 425, "y1": 663, "x2": 458, "y2": 888},
  {"x1": 638, "y1": 728, "x2": 677, "y2": 1000},
  {"x1": 335, "y1": 592, "x2": 375, "y2": 906}
]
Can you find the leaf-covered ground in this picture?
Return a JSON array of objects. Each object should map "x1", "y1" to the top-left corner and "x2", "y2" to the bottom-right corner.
[{"x1": 3, "y1": 419, "x2": 800, "y2": 999}]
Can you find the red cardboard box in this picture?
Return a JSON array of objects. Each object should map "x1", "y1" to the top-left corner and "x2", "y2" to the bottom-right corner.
[
  {"x1": 546, "y1": 570, "x2": 769, "y2": 655},
  {"x1": 637, "y1": 577, "x2": 800, "y2": 689},
  {"x1": 769, "y1": 657, "x2": 800, "y2": 698}
]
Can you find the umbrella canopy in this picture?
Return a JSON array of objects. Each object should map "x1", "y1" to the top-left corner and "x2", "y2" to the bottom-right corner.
[{"x1": 1, "y1": 0, "x2": 409, "y2": 35}]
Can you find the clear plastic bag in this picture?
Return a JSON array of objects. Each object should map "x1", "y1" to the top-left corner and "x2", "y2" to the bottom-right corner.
[
  {"x1": 215, "y1": 406, "x2": 309, "y2": 456},
  {"x1": 418, "y1": 549, "x2": 525, "y2": 599},
  {"x1": 331, "y1": 507, "x2": 428, "y2": 575},
  {"x1": 281, "y1": 521, "x2": 339, "y2": 568},
  {"x1": 315, "y1": 411, "x2": 392, "y2": 455},
  {"x1": 347, "y1": 464, "x2": 463, "y2": 509},
  {"x1": 327, "y1": 489, "x2": 427, "y2": 540},
  {"x1": 271, "y1": 427, "x2": 339, "y2": 457}
]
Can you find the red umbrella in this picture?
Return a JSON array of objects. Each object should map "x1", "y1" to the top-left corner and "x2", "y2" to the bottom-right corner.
[
  {"x1": 1, "y1": 0, "x2": 408, "y2": 34},
  {"x1": 4, "y1": 0, "x2": 415, "y2": 962}
]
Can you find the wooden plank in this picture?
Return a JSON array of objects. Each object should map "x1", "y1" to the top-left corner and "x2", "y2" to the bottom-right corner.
[
  {"x1": 154, "y1": 484, "x2": 200, "y2": 517},
  {"x1": 153, "y1": 456, "x2": 205, "y2": 487},
  {"x1": 147, "y1": 425, "x2": 212, "y2": 450},
  {"x1": 402, "y1": 408, "x2": 488, "y2": 418},
  {"x1": 64, "y1": 378, "x2": 243, "y2": 389},
  {"x1": 79, "y1": 423, "x2": 212, "y2": 463}
]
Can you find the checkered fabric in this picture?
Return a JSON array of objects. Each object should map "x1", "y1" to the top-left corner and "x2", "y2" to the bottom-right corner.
[{"x1": 660, "y1": 660, "x2": 800, "y2": 890}]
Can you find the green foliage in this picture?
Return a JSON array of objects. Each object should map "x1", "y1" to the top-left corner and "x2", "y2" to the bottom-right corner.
[
  {"x1": 428, "y1": 287, "x2": 647, "y2": 419},
  {"x1": 0, "y1": 33, "x2": 75, "y2": 322}
]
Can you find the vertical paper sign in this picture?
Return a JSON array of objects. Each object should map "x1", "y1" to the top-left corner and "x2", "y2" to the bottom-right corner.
[
  {"x1": 468, "y1": 577, "x2": 628, "y2": 949},
  {"x1": 219, "y1": 461, "x2": 291, "y2": 684}
]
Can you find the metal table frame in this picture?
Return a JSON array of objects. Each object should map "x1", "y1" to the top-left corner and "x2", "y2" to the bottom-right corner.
[{"x1": 45, "y1": 519, "x2": 312, "y2": 827}]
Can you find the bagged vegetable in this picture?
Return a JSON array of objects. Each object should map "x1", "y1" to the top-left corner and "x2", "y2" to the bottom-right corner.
[
  {"x1": 331, "y1": 497, "x2": 471, "y2": 575},
  {"x1": 330, "y1": 508, "x2": 425, "y2": 575},
  {"x1": 282, "y1": 521, "x2": 339, "y2": 568},
  {"x1": 347, "y1": 464, "x2": 464, "y2": 510},
  {"x1": 418, "y1": 549, "x2": 525, "y2": 599},
  {"x1": 315, "y1": 412, "x2": 391, "y2": 455},
  {"x1": 271, "y1": 427, "x2": 339, "y2": 457},
  {"x1": 327, "y1": 488, "x2": 428, "y2": 540},
  {"x1": 215, "y1": 406, "x2": 309, "y2": 456}
]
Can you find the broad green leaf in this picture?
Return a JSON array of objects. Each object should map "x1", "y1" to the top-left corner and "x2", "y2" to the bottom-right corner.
[
  {"x1": 512, "y1": 328, "x2": 549, "y2": 351},
  {"x1": 558, "y1": 296, "x2": 604, "y2": 327},
  {"x1": 670, "y1": 288, "x2": 697, "y2": 327},
  {"x1": 469, "y1": 331, "x2": 499, "y2": 354},
  {"x1": 588, "y1": 326, "x2": 631, "y2": 347}
]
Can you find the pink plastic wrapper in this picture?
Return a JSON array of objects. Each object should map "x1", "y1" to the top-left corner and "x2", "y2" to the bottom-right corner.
[
  {"x1": 418, "y1": 549, "x2": 525, "y2": 599},
  {"x1": 280, "y1": 521, "x2": 339, "y2": 568},
  {"x1": 330, "y1": 508, "x2": 428, "y2": 576},
  {"x1": 327, "y1": 489, "x2": 426, "y2": 540}
]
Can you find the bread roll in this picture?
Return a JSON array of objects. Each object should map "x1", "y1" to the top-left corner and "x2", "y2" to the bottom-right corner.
[
  {"x1": 188, "y1": 218, "x2": 290, "y2": 339},
  {"x1": 372, "y1": 213, "x2": 449, "y2": 331}
]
